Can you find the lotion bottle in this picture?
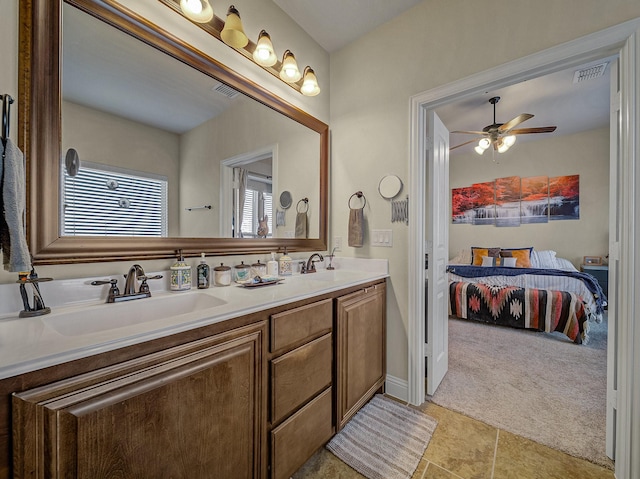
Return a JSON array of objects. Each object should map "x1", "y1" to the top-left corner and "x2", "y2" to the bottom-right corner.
[
  {"x1": 267, "y1": 252, "x2": 278, "y2": 277},
  {"x1": 197, "y1": 253, "x2": 210, "y2": 289}
]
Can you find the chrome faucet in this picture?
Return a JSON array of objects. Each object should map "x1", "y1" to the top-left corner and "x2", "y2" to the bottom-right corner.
[
  {"x1": 302, "y1": 253, "x2": 324, "y2": 274},
  {"x1": 124, "y1": 264, "x2": 146, "y2": 295},
  {"x1": 92, "y1": 264, "x2": 162, "y2": 303}
]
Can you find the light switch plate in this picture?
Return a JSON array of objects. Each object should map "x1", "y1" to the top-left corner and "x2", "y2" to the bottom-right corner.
[{"x1": 371, "y1": 229, "x2": 393, "y2": 247}]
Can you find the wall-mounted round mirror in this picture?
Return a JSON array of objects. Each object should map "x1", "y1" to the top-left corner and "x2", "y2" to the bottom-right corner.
[
  {"x1": 378, "y1": 175, "x2": 403, "y2": 199},
  {"x1": 279, "y1": 190, "x2": 293, "y2": 209}
]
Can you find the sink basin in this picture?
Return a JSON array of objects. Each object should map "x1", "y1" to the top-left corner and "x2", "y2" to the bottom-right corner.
[{"x1": 45, "y1": 292, "x2": 227, "y2": 337}]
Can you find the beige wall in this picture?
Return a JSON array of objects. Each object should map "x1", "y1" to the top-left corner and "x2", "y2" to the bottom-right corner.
[
  {"x1": 62, "y1": 101, "x2": 181, "y2": 236},
  {"x1": 0, "y1": 0, "x2": 329, "y2": 284},
  {"x1": 449, "y1": 127, "x2": 610, "y2": 268},
  {"x1": 328, "y1": 0, "x2": 640, "y2": 382},
  {"x1": 180, "y1": 95, "x2": 320, "y2": 238}
]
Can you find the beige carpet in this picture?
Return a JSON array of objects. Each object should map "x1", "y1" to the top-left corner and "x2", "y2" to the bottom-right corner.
[
  {"x1": 430, "y1": 316, "x2": 613, "y2": 469},
  {"x1": 326, "y1": 395, "x2": 437, "y2": 479}
]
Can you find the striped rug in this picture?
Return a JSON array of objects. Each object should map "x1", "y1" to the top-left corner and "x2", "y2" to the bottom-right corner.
[{"x1": 326, "y1": 395, "x2": 437, "y2": 479}]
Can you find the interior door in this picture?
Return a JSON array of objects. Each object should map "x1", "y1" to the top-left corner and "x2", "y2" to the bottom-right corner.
[
  {"x1": 426, "y1": 111, "x2": 449, "y2": 395},
  {"x1": 606, "y1": 58, "x2": 620, "y2": 460}
]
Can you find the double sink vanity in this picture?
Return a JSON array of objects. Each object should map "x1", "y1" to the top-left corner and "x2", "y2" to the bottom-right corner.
[{"x1": 0, "y1": 261, "x2": 387, "y2": 478}]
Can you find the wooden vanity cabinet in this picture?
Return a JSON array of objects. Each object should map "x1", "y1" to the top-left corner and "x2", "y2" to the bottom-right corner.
[
  {"x1": 4, "y1": 278, "x2": 386, "y2": 479},
  {"x1": 336, "y1": 282, "x2": 386, "y2": 430},
  {"x1": 12, "y1": 321, "x2": 267, "y2": 479},
  {"x1": 268, "y1": 299, "x2": 334, "y2": 479}
]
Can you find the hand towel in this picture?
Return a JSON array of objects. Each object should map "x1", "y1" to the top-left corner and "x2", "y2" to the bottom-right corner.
[
  {"x1": 0, "y1": 139, "x2": 32, "y2": 272},
  {"x1": 295, "y1": 211, "x2": 308, "y2": 238},
  {"x1": 348, "y1": 207, "x2": 364, "y2": 248}
]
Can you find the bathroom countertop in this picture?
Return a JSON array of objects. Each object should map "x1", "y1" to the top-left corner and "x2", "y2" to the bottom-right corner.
[{"x1": 0, "y1": 259, "x2": 388, "y2": 380}]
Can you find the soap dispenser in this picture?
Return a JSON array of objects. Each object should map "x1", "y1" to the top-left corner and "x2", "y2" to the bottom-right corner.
[
  {"x1": 278, "y1": 248, "x2": 292, "y2": 276},
  {"x1": 170, "y1": 250, "x2": 192, "y2": 291},
  {"x1": 197, "y1": 253, "x2": 210, "y2": 289},
  {"x1": 267, "y1": 252, "x2": 278, "y2": 277}
]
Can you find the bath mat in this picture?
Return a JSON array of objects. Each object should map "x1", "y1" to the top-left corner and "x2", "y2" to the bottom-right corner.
[{"x1": 326, "y1": 395, "x2": 437, "y2": 479}]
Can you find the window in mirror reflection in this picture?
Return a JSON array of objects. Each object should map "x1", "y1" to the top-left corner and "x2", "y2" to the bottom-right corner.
[{"x1": 62, "y1": 162, "x2": 168, "y2": 236}]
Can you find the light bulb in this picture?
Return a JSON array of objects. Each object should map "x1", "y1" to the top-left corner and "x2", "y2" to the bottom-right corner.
[
  {"x1": 475, "y1": 145, "x2": 486, "y2": 155},
  {"x1": 252, "y1": 30, "x2": 277, "y2": 67},
  {"x1": 180, "y1": 0, "x2": 214, "y2": 23},
  {"x1": 504, "y1": 135, "x2": 516, "y2": 147},
  {"x1": 279, "y1": 50, "x2": 301, "y2": 82},
  {"x1": 301, "y1": 66, "x2": 321, "y2": 96},
  {"x1": 497, "y1": 140, "x2": 510, "y2": 153},
  {"x1": 478, "y1": 138, "x2": 490, "y2": 149}
]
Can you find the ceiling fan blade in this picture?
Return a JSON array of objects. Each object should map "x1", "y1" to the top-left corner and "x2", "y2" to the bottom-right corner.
[
  {"x1": 451, "y1": 130, "x2": 489, "y2": 136},
  {"x1": 498, "y1": 113, "x2": 534, "y2": 132},
  {"x1": 509, "y1": 126, "x2": 557, "y2": 135},
  {"x1": 450, "y1": 138, "x2": 483, "y2": 150}
]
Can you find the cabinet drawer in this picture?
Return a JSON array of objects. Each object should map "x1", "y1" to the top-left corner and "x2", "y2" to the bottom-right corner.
[
  {"x1": 271, "y1": 333, "x2": 332, "y2": 424},
  {"x1": 270, "y1": 299, "x2": 332, "y2": 353},
  {"x1": 270, "y1": 387, "x2": 333, "y2": 479}
]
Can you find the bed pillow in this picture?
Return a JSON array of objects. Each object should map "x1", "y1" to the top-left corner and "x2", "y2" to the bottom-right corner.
[
  {"x1": 481, "y1": 255, "x2": 497, "y2": 267},
  {"x1": 530, "y1": 250, "x2": 558, "y2": 269},
  {"x1": 501, "y1": 257, "x2": 518, "y2": 268},
  {"x1": 500, "y1": 247, "x2": 533, "y2": 268},
  {"x1": 471, "y1": 247, "x2": 501, "y2": 266}
]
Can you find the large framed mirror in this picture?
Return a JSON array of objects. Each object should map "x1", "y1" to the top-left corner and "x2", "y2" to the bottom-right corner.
[{"x1": 18, "y1": 0, "x2": 328, "y2": 264}]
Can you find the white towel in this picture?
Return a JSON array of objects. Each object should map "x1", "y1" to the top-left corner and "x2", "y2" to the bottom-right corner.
[{"x1": 0, "y1": 139, "x2": 32, "y2": 272}]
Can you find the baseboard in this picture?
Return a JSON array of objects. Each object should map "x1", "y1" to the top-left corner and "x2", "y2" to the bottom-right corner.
[{"x1": 385, "y1": 375, "x2": 408, "y2": 402}]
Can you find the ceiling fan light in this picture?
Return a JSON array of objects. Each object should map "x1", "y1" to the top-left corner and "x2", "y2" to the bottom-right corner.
[
  {"x1": 478, "y1": 138, "x2": 491, "y2": 150},
  {"x1": 474, "y1": 145, "x2": 486, "y2": 155},
  {"x1": 279, "y1": 50, "x2": 301, "y2": 82},
  {"x1": 301, "y1": 66, "x2": 321, "y2": 96},
  {"x1": 497, "y1": 140, "x2": 510, "y2": 153},
  {"x1": 180, "y1": 0, "x2": 214, "y2": 23},
  {"x1": 503, "y1": 135, "x2": 516, "y2": 147},
  {"x1": 253, "y1": 30, "x2": 277, "y2": 67},
  {"x1": 221, "y1": 5, "x2": 249, "y2": 48}
]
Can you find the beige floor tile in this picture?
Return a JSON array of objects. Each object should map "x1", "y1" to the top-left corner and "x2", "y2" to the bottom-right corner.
[
  {"x1": 493, "y1": 430, "x2": 615, "y2": 479},
  {"x1": 292, "y1": 447, "x2": 364, "y2": 479},
  {"x1": 420, "y1": 403, "x2": 497, "y2": 479},
  {"x1": 423, "y1": 462, "x2": 465, "y2": 478}
]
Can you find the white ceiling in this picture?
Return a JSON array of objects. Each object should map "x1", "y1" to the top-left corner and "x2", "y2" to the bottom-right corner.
[{"x1": 272, "y1": 0, "x2": 423, "y2": 53}]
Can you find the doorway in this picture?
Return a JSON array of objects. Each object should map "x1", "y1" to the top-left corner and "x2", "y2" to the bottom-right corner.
[{"x1": 408, "y1": 19, "x2": 640, "y2": 479}]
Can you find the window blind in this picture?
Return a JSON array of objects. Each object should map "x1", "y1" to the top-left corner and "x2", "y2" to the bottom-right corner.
[{"x1": 62, "y1": 163, "x2": 168, "y2": 237}]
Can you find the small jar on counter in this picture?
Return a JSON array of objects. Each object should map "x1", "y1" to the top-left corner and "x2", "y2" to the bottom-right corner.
[
  {"x1": 213, "y1": 263, "x2": 231, "y2": 287},
  {"x1": 251, "y1": 260, "x2": 266, "y2": 277},
  {"x1": 234, "y1": 261, "x2": 251, "y2": 283}
]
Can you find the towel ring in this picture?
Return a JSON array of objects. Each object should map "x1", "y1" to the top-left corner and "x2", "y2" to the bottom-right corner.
[
  {"x1": 296, "y1": 198, "x2": 309, "y2": 213},
  {"x1": 348, "y1": 191, "x2": 367, "y2": 209}
]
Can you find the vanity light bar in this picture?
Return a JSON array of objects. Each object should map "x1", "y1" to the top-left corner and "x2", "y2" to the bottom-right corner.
[{"x1": 158, "y1": 0, "x2": 320, "y2": 96}]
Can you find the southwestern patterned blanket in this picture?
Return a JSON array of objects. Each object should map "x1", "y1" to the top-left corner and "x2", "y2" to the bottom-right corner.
[{"x1": 448, "y1": 281, "x2": 589, "y2": 344}]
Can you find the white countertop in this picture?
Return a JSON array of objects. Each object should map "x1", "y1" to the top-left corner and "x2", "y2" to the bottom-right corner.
[{"x1": 0, "y1": 258, "x2": 388, "y2": 380}]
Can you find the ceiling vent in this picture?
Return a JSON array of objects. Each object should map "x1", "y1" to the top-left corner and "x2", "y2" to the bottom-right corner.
[
  {"x1": 572, "y1": 62, "x2": 608, "y2": 84},
  {"x1": 212, "y1": 82, "x2": 240, "y2": 99}
]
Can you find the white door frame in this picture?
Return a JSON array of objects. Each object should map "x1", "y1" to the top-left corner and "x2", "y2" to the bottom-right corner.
[{"x1": 409, "y1": 18, "x2": 640, "y2": 478}]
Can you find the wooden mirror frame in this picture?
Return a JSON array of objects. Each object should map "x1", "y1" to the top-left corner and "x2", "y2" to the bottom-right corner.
[{"x1": 18, "y1": 0, "x2": 328, "y2": 264}]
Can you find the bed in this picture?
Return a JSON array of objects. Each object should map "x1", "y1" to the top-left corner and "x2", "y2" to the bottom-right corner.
[{"x1": 447, "y1": 248, "x2": 607, "y2": 344}]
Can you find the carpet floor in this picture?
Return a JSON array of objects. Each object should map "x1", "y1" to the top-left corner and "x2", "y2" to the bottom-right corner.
[{"x1": 430, "y1": 316, "x2": 613, "y2": 469}]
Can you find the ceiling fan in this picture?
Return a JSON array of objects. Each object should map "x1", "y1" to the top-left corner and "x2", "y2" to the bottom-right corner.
[{"x1": 450, "y1": 96, "x2": 557, "y2": 154}]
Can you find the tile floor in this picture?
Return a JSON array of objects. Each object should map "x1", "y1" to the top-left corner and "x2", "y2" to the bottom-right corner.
[{"x1": 293, "y1": 401, "x2": 614, "y2": 479}]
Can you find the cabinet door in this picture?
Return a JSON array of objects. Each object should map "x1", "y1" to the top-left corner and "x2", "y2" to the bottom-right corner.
[
  {"x1": 336, "y1": 282, "x2": 386, "y2": 430},
  {"x1": 13, "y1": 322, "x2": 266, "y2": 479}
]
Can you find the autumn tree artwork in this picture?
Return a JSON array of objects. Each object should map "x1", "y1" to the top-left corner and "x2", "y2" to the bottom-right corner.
[{"x1": 452, "y1": 175, "x2": 579, "y2": 226}]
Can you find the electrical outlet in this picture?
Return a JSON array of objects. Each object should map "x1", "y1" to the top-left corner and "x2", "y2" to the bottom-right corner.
[{"x1": 333, "y1": 236, "x2": 342, "y2": 251}]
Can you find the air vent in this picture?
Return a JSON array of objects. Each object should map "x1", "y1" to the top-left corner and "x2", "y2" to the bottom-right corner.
[
  {"x1": 212, "y1": 82, "x2": 240, "y2": 99},
  {"x1": 572, "y1": 62, "x2": 608, "y2": 84}
]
